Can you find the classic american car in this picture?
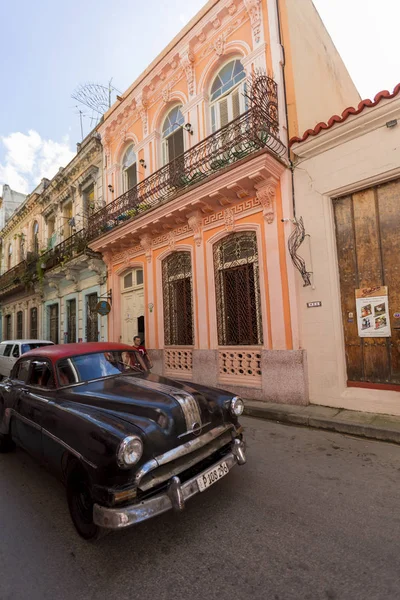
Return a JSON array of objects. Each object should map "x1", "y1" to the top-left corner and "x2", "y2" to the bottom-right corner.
[{"x1": 0, "y1": 342, "x2": 246, "y2": 540}]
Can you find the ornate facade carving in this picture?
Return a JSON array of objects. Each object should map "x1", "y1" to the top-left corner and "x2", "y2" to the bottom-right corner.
[
  {"x1": 256, "y1": 178, "x2": 278, "y2": 224},
  {"x1": 180, "y1": 50, "x2": 195, "y2": 97},
  {"x1": 162, "y1": 86, "x2": 170, "y2": 103},
  {"x1": 214, "y1": 35, "x2": 224, "y2": 56},
  {"x1": 244, "y1": 0, "x2": 262, "y2": 43},
  {"x1": 140, "y1": 234, "x2": 153, "y2": 263},
  {"x1": 227, "y1": 1, "x2": 237, "y2": 15},
  {"x1": 48, "y1": 280, "x2": 61, "y2": 297},
  {"x1": 167, "y1": 231, "x2": 176, "y2": 251},
  {"x1": 224, "y1": 207, "x2": 236, "y2": 232},
  {"x1": 137, "y1": 93, "x2": 149, "y2": 136},
  {"x1": 187, "y1": 211, "x2": 203, "y2": 246}
]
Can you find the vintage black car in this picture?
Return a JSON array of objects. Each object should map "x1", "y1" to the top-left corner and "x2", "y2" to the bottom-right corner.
[{"x1": 0, "y1": 342, "x2": 246, "y2": 540}]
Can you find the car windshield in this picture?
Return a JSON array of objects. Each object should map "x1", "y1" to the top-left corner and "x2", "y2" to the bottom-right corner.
[
  {"x1": 21, "y1": 343, "x2": 53, "y2": 354},
  {"x1": 57, "y1": 350, "x2": 147, "y2": 386}
]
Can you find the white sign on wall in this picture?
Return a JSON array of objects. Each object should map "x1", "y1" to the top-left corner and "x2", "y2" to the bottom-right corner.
[{"x1": 355, "y1": 286, "x2": 391, "y2": 338}]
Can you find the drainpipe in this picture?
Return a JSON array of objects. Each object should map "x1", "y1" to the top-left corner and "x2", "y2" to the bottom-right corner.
[{"x1": 275, "y1": 0, "x2": 296, "y2": 220}]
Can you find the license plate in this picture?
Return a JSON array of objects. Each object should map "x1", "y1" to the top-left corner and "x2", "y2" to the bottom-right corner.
[{"x1": 197, "y1": 461, "x2": 229, "y2": 492}]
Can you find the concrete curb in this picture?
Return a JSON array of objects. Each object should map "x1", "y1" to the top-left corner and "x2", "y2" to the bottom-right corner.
[{"x1": 244, "y1": 404, "x2": 400, "y2": 445}]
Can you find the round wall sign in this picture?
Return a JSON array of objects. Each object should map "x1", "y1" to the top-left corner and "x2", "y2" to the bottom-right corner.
[
  {"x1": 394, "y1": 312, "x2": 400, "y2": 319},
  {"x1": 96, "y1": 300, "x2": 111, "y2": 316}
]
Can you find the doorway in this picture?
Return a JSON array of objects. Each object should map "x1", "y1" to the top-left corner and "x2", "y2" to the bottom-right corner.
[
  {"x1": 333, "y1": 178, "x2": 400, "y2": 386},
  {"x1": 48, "y1": 304, "x2": 59, "y2": 344},
  {"x1": 121, "y1": 268, "x2": 144, "y2": 345}
]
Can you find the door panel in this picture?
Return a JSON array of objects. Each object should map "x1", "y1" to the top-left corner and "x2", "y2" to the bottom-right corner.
[
  {"x1": 121, "y1": 290, "x2": 144, "y2": 345},
  {"x1": 334, "y1": 179, "x2": 400, "y2": 386},
  {"x1": 377, "y1": 181, "x2": 400, "y2": 383},
  {"x1": 334, "y1": 196, "x2": 363, "y2": 381}
]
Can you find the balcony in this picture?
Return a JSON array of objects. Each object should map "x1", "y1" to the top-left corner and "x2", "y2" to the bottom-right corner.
[
  {"x1": 0, "y1": 230, "x2": 95, "y2": 298},
  {"x1": 0, "y1": 75, "x2": 286, "y2": 295},
  {"x1": 87, "y1": 75, "x2": 286, "y2": 242}
]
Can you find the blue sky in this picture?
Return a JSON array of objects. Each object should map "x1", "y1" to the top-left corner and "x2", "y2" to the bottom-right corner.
[{"x1": 0, "y1": 0, "x2": 398, "y2": 194}]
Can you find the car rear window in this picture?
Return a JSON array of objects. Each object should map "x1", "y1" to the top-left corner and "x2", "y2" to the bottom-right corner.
[
  {"x1": 3, "y1": 344, "x2": 14, "y2": 357},
  {"x1": 21, "y1": 343, "x2": 53, "y2": 354}
]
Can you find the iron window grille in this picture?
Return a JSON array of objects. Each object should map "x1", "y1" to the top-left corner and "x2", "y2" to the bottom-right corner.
[
  {"x1": 213, "y1": 232, "x2": 263, "y2": 346},
  {"x1": 162, "y1": 252, "x2": 194, "y2": 346}
]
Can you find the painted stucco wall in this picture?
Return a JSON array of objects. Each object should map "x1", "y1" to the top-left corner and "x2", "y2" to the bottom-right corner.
[
  {"x1": 0, "y1": 185, "x2": 27, "y2": 230},
  {"x1": 281, "y1": 0, "x2": 360, "y2": 138},
  {"x1": 292, "y1": 96, "x2": 400, "y2": 416}
]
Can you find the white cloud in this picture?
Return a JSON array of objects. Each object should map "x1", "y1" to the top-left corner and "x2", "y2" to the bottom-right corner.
[{"x1": 0, "y1": 130, "x2": 75, "y2": 195}]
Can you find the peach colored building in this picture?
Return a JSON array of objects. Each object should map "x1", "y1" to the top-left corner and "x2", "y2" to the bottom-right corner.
[
  {"x1": 85, "y1": 0, "x2": 359, "y2": 403},
  {"x1": 291, "y1": 84, "x2": 400, "y2": 416}
]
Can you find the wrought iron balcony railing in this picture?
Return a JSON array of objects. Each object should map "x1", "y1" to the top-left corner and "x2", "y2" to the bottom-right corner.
[
  {"x1": 87, "y1": 74, "x2": 286, "y2": 240},
  {"x1": 0, "y1": 230, "x2": 91, "y2": 295}
]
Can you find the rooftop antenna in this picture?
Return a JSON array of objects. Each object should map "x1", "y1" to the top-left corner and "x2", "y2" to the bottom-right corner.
[{"x1": 71, "y1": 80, "x2": 122, "y2": 116}]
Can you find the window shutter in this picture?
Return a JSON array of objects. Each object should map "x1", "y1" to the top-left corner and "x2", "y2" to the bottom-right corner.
[
  {"x1": 162, "y1": 139, "x2": 168, "y2": 165},
  {"x1": 232, "y1": 89, "x2": 240, "y2": 120},
  {"x1": 219, "y1": 98, "x2": 229, "y2": 128},
  {"x1": 211, "y1": 105, "x2": 216, "y2": 133}
]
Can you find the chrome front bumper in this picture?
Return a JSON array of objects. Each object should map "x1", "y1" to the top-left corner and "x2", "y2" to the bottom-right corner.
[{"x1": 93, "y1": 439, "x2": 246, "y2": 530}]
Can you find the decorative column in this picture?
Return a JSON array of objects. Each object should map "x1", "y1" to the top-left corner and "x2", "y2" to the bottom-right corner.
[
  {"x1": 140, "y1": 235, "x2": 156, "y2": 350},
  {"x1": 188, "y1": 210, "x2": 208, "y2": 349},
  {"x1": 256, "y1": 177, "x2": 286, "y2": 350}
]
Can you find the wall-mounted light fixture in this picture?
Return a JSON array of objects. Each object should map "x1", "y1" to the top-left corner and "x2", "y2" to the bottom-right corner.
[
  {"x1": 386, "y1": 119, "x2": 398, "y2": 128},
  {"x1": 139, "y1": 159, "x2": 147, "y2": 169},
  {"x1": 184, "y1": 123, "x2": 193, "y2": 135},
  {"x1": 108, "y1": 184, "x2": 114, "y2": 193}
]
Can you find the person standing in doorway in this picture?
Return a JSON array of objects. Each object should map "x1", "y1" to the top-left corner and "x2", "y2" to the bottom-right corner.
[{"x1": 132, "y1": 336, "x2": 153, "y2": 370}]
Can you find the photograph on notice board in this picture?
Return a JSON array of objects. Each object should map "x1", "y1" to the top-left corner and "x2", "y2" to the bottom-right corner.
[
  {"x1": 374, "y1": 302, "x2": 386, "y2": 316},
  {"x1": 375, "y1": 316, "x2": 387, "y2": 330},
  {"x1": 355, "y1": 286, "x2": 391, "y2": 338},
  {"x1": 361, "y1": 304, "x2": 372, "y2": 317}
]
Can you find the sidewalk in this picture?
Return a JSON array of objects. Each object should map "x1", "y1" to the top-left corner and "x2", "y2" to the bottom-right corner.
[{"x1": 244, "y1": 400, "x2": 400, "y2": 445}]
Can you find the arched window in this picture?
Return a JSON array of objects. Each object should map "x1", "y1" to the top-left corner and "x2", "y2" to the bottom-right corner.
[
  {"x1": 210, "y1": 59, "x2": 246, "y2": 132},
  {"x1": 162, "y1": 252, "x2": 194, "y2": 345},
  {"x1": 213, "y1": 232, "x2": 263, "y2": 345},
  {"x1": 122, "y1": 144, "x2": 137, "y2": 192},
  {"x1": 7, "y1": 244, "x2": 12, "y2": 270},
  {"x1": 162, "y1": 106, "x2": 185, "y2": 166},
  {"x1": 32, "y1": 221, "x2": 39, "y2": 255}
]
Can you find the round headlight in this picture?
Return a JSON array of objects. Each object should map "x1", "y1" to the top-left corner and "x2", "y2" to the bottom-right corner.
[
  {"x1": 117, "y1": 436, "x2": 143, "y2": 468},
  {"x1": 230, "y1": 396, "x2": 244, "y2": 416}
]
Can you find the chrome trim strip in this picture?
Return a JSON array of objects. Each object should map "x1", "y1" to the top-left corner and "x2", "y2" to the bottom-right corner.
[
  {"x1": 1, "y1": 407, "x2": 97, "y2": 470},
  {"x1": 139, "y1": 429, "x2": 233, "y2": 491},
  {"x1": 13, "y1": 411, "x2": 41, "y2": 431},
  {"x1": 135, "y1": 423, "x2": 233, "y2": 485},
  {"x1": 94, "y1": 443, "x2": 246, "y2": 529},
  {"x1": 41, "y1": 428, "x2": 98, "y2": 470}
]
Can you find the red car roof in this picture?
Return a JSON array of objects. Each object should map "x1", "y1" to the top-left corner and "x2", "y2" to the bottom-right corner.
[{"x1": 22, "y1": 342, "x2": 135, "y2": 363}]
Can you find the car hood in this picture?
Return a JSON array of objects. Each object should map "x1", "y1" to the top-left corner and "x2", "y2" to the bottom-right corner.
[{"x1": 60, "y1": 372, "x2": 226, "y2": 445}]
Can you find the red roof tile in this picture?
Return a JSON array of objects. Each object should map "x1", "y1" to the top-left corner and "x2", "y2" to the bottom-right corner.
[{"x1": 289, "y1": 83, "x2": 400, "y2": 147}]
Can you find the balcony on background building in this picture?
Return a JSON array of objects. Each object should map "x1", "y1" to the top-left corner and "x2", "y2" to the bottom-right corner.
[{"x1": 0, "y1": 230, "x2": 99, "y2": 298}]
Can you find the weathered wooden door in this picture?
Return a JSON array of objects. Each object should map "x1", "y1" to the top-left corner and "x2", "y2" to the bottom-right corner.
[
  {"x1": 334, "y1": 179, "x2": 400, "y2": 386},
  {"x1": 86, "y1": 294, "x2": 99, "y2": 342},
  {"x1": 49, "y1": 304, "x2": 59, "y2": 344}
]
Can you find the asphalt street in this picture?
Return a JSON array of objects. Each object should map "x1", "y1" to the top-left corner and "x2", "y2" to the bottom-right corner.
[{"x1": 1, "y1": 416, "x2": 400, "y2": 600}]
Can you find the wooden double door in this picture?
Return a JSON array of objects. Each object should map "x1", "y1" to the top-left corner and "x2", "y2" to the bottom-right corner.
[{"x1": 334, "y1": 179, "x2": 400, "y2": 386}]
